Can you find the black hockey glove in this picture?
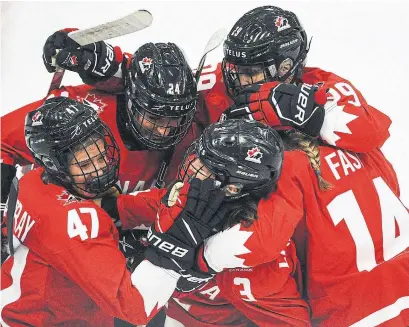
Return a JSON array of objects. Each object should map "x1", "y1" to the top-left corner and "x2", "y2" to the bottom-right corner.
[
  {"x1": 224, "y1": 81, "x2": 327, "y2": 137},
  {"x1": 42, "y1": 28, "x2": 123, "y2": 84},
  {"x1": 42, "y1": 28, "x2": 80, "y2": 73},
  {"x1": 145, "y1": 178, "x2": 228, "y2": 274},
  {"x1": 176, "y1": 267, "x2": 215, "y2": 292},
  {"x1": 1, "y1": 164, "x2": 17, "y2": 217}
]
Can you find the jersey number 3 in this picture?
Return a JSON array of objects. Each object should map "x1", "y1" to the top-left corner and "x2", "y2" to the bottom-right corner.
[{"x1": 328, "y1": 177, "x2": 409, "y2": 272}]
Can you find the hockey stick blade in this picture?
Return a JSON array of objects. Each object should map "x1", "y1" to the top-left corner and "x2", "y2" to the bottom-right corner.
[
  {"x1": 195, "y1": 28, "x2": 227, "y2": 83},
  {"x1": 48, "y1": 9, "x2": 153, "y2": 94},
  {"x1": 68, "y1": 9, "x2": 153, "y2": 46}
]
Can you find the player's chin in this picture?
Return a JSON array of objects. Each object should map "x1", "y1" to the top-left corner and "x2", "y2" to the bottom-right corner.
[{"x1": 73, "y1": 186, "x2": 99, "y2": 199}]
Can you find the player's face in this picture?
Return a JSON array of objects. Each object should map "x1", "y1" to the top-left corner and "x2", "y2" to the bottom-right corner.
[
  {"x1": 183, "y1": 156, "x2": 215, "y2": 182},
  {"x1": 182, "y1": 156, "x2": 241, "y2": 197},
  {"x1": 136, "y1": 111, "x2": 182, "y2": 141},
  {"x1": 68, "y1": 138, "x2": 108, "y2": 198},
  {"x1": 229, "y1": 60, "x2": 294, "y2": 88},
  {"x1": 234, "y1": 65, "x2": 266, "y2": 86}
]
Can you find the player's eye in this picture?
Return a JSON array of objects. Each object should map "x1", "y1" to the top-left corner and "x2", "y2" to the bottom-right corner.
[
  {"x1": 146, "y1": 114, "x2": 160, "y2": 122},
  {"x1": 78, "y1": 161, "x2": 92, "y2": 170}
]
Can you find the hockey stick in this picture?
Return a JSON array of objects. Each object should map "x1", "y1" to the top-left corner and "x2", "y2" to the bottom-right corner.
[
  {"x1": 48, "y1": 9, "x2": 153, "y2": 93},
  {"x1": 195, "y1": 28, "x2": 227, "y2": 83},
  {"x1": 7, "y1": 178, "x2": 19, "y2": 256}
]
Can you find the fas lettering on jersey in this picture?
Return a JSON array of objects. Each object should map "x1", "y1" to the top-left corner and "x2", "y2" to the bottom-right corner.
[{"x1": 324, "y1": 149, "x2": 363, "y2": 180}]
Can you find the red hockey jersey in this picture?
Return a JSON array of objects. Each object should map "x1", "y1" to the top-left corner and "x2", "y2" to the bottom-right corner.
[
  {"x1": 165, "y1": 240, "x2": 310, "y2": 327},
  {"x1": 196, "y1": 63, "x2": 391, "y2": 153},
  {"x1": 202, "y1": 146, "x2": 409, "y2": 327},
  {"x1": 0, "y1": 168, "x2": 181, "y2": 326},
  {"x1": 116, "y1": 144, "x2": 409, "y2": 326}
]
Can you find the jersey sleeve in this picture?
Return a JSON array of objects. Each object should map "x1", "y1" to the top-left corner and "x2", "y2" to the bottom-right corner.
[
  {"x1": 203, "y1": 153, "x2": 310, "y2": 270},
  {"x1": 217, "y1": 241, "x2": 311, "y2": 327},
  {"x1": 36, "y1": 201, "x2": 177, "y2": 325},
  {"x1": 303, "y1": 68, "x2": 392, "y2": 152},
  {"x1": 1, "y1": 99, "x2": 45, "y2": 166},
  {"x1": 117, "y1": 188, "x2": 166, "y2": 230}
]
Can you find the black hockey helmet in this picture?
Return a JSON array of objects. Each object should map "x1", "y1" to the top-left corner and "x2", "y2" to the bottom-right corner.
[
  {"x1": 179, "y1": 119, "x2": 284, "y2": 200},
  {"x1": 222, "y1": 6, "x2": 309, "y2": 97},
  {"x1": 124, "y1": 42, "x2": 197, "y2": 150},
  {"x1": 25, "y1": 97, "x2": 120, "y2": 198}
]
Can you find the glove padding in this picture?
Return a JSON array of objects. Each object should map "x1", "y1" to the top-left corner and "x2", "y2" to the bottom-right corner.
[
  {"x1": 223, "y1": 81, "x2": 327, "y2": 137},
  {"x1": 43, "y1": 28, "x2": 79, "y2": 73},
  {"x1": 42, "y1": 28, "x2": 123, "y2": 84},
  {"x1": 176, "y1": 267, "x2": 215, "y2": 293},
  {"x1": 145, "y1": 178, "x2": 228, "y2": 273}
]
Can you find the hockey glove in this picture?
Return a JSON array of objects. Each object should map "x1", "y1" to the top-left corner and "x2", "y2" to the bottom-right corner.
[
  {"x1": 223, "y1": 81, "x2": 327, "y2": 137},
  {"x1": 145, "y1": 178, "x2": 228, "y2": 273},
  {"x1": 42, "y1": 28, "x2": 123, "y2": 84},
  {"x1": 175, "y1": 267, "x2": 215, "y2": 293}
]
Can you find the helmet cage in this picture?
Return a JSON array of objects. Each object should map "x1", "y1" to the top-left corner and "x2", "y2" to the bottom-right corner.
[
  {"x1": 25, "y1": 97, "x2": 121, "y2": 198},
  {"x1": 123, "y1": 43, "x2": 197, "y2": 150},
  {"x1": 35, "y1": 122, "x2": 120, "y2": 198},
  {"x1": 125, "y1": 75, "x2": 196, "y2": 150}
]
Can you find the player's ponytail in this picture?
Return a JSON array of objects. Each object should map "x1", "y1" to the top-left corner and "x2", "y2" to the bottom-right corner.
[{"x1": 284, "y1": 131, "x2": 333, "y2": 191}]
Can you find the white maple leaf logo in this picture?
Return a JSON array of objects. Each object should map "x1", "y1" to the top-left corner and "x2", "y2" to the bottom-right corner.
[
  {"x1": 131, "y1": 261, "x2": 177, "y2": 317},
  {"x1": 320, "y1": 100, "x2": 358, "y2": 146},
  {"x1": 203, "y1": 224, "x2": 253, "y2": 271},
  {"x1": 81, "y1": 93, "x2": 107, "y2": 113}
]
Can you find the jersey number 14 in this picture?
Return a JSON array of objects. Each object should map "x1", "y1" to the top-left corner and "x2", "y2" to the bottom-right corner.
[{"x1": 328, "y1": 177, "x2": 409, "y2": 272}]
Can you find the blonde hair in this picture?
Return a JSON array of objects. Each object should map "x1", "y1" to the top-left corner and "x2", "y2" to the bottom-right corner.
[{"x1": 285, "y1": 131, "x2": 333, "y2": 191}]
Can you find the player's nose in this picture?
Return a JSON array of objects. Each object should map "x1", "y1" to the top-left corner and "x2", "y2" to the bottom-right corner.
[
  {"x1": 155, "y1": 125, "x2": 170, "y2": 136},
  {"x1": 239, "y1": 74, "x2": 253, "y2": 86}
]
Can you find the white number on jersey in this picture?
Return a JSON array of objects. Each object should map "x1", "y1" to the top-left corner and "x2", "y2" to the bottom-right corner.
[
  {"x1": 328, "y1": 177, "x2": 409, "y2": 272},
  {"x1": 327, "y1": 82, "x2": 361, "y2": 108},
  {"x1": 234, "y1": 277, "x2": 256, "y2": 302},
  {"x1": 67, "y1": 208, "x2": 100, "y2": 241},
  {"x1": 197, "y1": 63, "x2": 218, "y2": 92}
]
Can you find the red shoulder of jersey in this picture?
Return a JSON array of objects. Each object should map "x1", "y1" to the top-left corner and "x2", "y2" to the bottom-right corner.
[
  {"x1": 117, "y1": 188, "x2": 166, "y2": 230},
  {"x1": 302, "y1": 67, "x2": 392, "y2": 152}
]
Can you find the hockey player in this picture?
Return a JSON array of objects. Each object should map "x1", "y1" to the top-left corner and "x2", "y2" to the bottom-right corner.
[
  {"x1": 45, "y1": 6, "x2": 392, "y2": 154},
  {"x1": 31, "y1": 7, "x2": 406, "y2": 326},
  {"x1": 197, "y1": 5, "x2": 392, "y2": 154},
  {"x1": 186, "y1": 102, "x2": 409, "y2": 326},
  {"x1": 105, "y1": 107, "x2": 409, "y2": 326},
  {"x1": 0, "y1": 97, "x2": 227, "y2": 326},
  {"x1": 1, "y1": 41, "x2": 199, "y2": 262},
  {"x1": 98, "y1": 119, "x2": 311, "y2": 326}
]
